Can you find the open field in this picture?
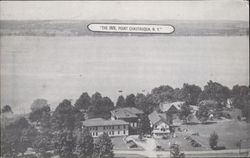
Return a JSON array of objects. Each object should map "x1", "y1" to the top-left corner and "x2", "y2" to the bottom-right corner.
[{"x1": 156, "y1": 119, "x2": 250, "y2": 151}]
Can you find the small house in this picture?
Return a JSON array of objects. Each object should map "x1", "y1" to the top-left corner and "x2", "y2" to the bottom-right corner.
[{"x1": 148, "y1": 111, "x2": 170, "y2": 138}]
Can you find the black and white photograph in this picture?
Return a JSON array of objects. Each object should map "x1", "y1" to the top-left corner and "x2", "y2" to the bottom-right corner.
[{"x1": 0, "y1": 1, "x2": 249, "y2": 158}]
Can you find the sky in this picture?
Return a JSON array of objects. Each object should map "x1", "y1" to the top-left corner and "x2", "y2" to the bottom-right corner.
[
  {"x1": 0, "y1": 1, "x2": 249, "y2": 21},
  {"x1": 0, "y1": 1, "x2": 249, "y2": 114}
]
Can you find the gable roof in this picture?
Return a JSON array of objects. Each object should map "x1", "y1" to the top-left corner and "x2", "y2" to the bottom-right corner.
[
  {"x1": 148, "y1": 111, "x2": 169, "y2": 125},
  {"x1": 82, "y1": 118, "x2": 128, "y2": 127},
  {"x1": 111, "y1": 107, "x2": 144, "y2": 119},
  {"x1": 159, "y1": 101, "x2": 184, "y2": 112}
]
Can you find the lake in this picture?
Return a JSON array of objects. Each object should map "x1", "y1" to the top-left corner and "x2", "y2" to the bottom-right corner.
[{"x1": 0, "y1": 35, "x2": 249, "y2": 113}]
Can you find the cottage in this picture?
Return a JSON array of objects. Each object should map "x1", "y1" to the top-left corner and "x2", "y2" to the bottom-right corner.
[
  {"x1": 82, "y1": 118, "x2": 129, "y2": 137},
  {"x1": 148, "y1": 111, "x2": 170, "y2": 138},
  {"x1": 111, "y1": 107, "x2": 143, "y2": 128}
]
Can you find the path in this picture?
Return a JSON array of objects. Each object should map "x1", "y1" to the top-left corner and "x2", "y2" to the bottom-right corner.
[
  {"x1": 114, "y1": 148, "x2": 250, "y2": 158},
  {"x1": 126, "y1": 135, "x2": 160, "y2": 157}
]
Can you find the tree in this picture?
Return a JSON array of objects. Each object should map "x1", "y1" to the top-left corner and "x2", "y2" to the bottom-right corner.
[
  {"x1": 1, "y1": 105, "x2": 13, "y2": 113},
  {"x1": 231, "y1": 85, "x2": 249, "y2": 108},
  {"x1": 40, "y1": 109, "x2": 52, "y2": 133},
  {"x1": 53, "y1": 129, "x2": 76, "y2": 158},
  {"x1": 51, "y1": 99, "x2": 83, "y2": 131},
  {"x1": 135, "y1": 93, "x2": 157, "y2": 114},
  {"x1": 231, "y1": 85, "x2": 250, "y2": 122},
  {"x1": 75, "y1": 128, "x2": 94, "y2": 158},
  {"x1": 179, "y1": 103, "x2": 192, "y2": 124},
  {"x1": 198, "y1": 81, "x2": 230, "y2": 106},
  {"x1": 196, "y1": 105, "x2": 210, "y2": 123},
  {"x1": 88, "y1": 92, "x2": 114, "y2": 119},
  {"x1": 29, "y1": 105, "x2": 51, "y2": 123},
  {"x1": 138, "y1": 114, "x2": 151, "y2": 138},
  {"x1": 30, "y1": 99, "x2": 49, "y2": 112},
  {"x1": 89, "y1": 92, "x2": 103, "y2": 117},
  {"x1": 209, "y1": 132, "x2": 218, "y2": 149},
  {"x1": 91, "y1": 92, "x2": 103, "y2": 109},
  {"x1": 125, "y1": 94, "x2": 136, "y2": 107},
  {"x1": 135, "y1": 93, "x2": 146, "y2": 109},
  {"x1": 75, "y1": 92, "x2": 92, "y2": 110},
  {"x1": 116, "y1": 95, "x2": 125, "y2": 108},
  {"x1": 151, "y1": 85, "x2": 175, "y2": 103},
  {"x1": 179, "y1": 83, "x2": 202, "y2": 105},
  {"x1": 93, "y1": 133, "x2": 113, "y2": 158},
  {"x1": 101, "y1": 97, "x2": 114, "y2": 112}
]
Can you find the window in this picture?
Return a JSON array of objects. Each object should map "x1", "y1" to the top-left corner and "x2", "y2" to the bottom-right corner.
[
  {"x1": 96, "y1": 132, "x2": 98, "y2": 136},
  {"x1": 112, "y1": 131, "x2": 114, "y2": 135},
  {"x1": 118, "y1": 125, "x2": 120, "y2": 129},
  {"x1": 118, "y1": 131, "x2": 120, "y2": 135},
  {"x1": 123, "y1": 125, "x2": 126, "y2": 129},
  {"x1": 96, "y1": 127, "x2": 98, "y2": 130},
  {"x1": 103, "y1": 126, "x2": 105, "y2": 130},
  {"x1": 124, "y1": 130, "x2": 126, "y2": 134},
  {"x1": 112, "y1": 126, "x2": 114, "y2": 129}
]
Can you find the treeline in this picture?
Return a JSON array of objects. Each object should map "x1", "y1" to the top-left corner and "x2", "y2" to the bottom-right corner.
[{"x1": 74, "y1": 80, "x2": 250, "y2": 118}]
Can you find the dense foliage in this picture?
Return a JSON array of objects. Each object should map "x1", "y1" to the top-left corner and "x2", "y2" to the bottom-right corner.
[
  {"x1": 75, "y1": 92, "x2": 114, "y2": 119},
  {"x1": 1, "y1": 117, "x2": 38, "y2": 157},
  {"x1": 178, "y1": 103, "x2": 192, "y2": 123},
  {"x1": 138, "y1": 114, "x2": 151, "y2": 137},
  {"x1": 93, "y1": 133, "x2": 114, "y2": 158}
]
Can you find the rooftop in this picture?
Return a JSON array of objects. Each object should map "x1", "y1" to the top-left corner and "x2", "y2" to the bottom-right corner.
[
  {"x1": 148, "y1": 111, "x2": 169, "y2": 125},
  {"x1": 82, "y1": 118, "x2": 129, "y2": 127},
  {"x1": 159, "y1": 101, "x2": 184, "y2": 112},
  {"x1": 111, "y1": 107, "x2": 144, "y2": 119}
]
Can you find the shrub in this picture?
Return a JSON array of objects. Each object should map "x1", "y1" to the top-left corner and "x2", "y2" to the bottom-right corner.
[{"x1": 209, "y1": 132, "x2": 218, "y2": 149}]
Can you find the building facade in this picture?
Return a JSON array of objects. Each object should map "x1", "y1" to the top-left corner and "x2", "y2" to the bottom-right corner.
[{"x1": 82, "y1": 118, "x2": 129, "y2": 137}]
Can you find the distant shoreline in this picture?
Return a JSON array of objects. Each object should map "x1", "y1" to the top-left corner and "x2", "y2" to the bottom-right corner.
[{"x1": 0, "y1": 20, "x2": 249, "y2": 37}]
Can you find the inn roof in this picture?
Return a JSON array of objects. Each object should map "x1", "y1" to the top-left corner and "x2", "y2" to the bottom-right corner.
[
  {"x1": 82, "y1": 118, "x2": 128, "y2": 127},
  {"x1": 111, "y1": 107, "x2": 144, "y2": 119}
]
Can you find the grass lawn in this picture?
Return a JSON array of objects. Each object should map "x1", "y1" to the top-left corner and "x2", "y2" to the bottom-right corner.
[
  {"x1": 156, "y1": 119, "x2": 250, "y2": 151},
  {"x1": 183, "y1": 119, "x2": 250, "y2": 149}
]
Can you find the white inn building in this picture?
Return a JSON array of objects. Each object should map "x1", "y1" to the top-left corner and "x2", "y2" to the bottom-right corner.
[{"x1": 82, "y1": 118, "x2": 129, "y2": 137}]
